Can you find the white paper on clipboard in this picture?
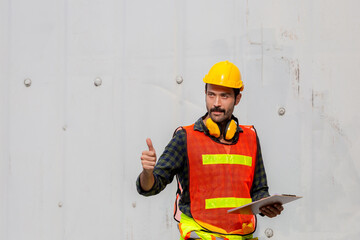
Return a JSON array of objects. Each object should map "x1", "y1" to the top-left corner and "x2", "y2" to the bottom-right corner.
[{"x1": 227, "y1": 194, "x2": 302, "y2": 215}]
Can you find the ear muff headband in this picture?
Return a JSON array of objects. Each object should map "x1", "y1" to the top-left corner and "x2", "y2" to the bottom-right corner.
[{"x1": 205, "y1": 118, "x2": 237, "y2": 140}]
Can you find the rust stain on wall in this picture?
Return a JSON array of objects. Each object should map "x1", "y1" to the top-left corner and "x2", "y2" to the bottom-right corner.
[
  {"x1": 293, "y1": 62, "x2": 300, "y2": 95},
  {"x1": 312, "y1": 90, "x2": 348, "y2": 139},
  {"x1": 280, "y1": 29, "x2": 298, "y2": 41},
  {"x1": 325, "y1": 115, "x2": 343, "y2": 136},
  {"x1": 312, "y1": 90, "x2": 325, "y2": 111},
  {"x1": 281, "y1": 57, "x2": 300, "y2": 96},
  {"x1": 323, "y1": 112, "x2": 348, "y2": 140}
]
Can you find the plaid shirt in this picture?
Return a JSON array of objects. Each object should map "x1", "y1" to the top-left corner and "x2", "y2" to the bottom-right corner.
[{"x1": 136, "y1": 116, "x2": 270, "y2": 218}]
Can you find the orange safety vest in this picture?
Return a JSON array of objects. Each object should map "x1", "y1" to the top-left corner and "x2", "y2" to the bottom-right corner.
[{"x1": 183, "y1": 124, "x2": 258, "y2": 235}]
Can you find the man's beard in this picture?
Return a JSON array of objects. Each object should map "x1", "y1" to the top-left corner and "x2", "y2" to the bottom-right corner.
[{"x1": 209, "y1": 107, "x2": 232, "y2": 127}]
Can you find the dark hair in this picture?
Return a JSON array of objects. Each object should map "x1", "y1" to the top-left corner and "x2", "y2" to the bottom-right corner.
[{"x1": 205, "y1": 83, "x2": 241, "y2": 98}]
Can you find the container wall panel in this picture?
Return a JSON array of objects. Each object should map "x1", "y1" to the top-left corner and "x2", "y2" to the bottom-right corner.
[{"x1": 1, "y1": 0, "x2": 359, "y2": 239}]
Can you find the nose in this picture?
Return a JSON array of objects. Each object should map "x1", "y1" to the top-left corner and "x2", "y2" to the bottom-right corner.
[{"x1": 214, "y1": 96, "x2": 221, "y2": 107}]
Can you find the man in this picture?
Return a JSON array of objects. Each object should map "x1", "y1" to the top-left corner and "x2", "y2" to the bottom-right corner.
[{"x1": 137, "y1": 61, "x2": 283, "y2": 240}]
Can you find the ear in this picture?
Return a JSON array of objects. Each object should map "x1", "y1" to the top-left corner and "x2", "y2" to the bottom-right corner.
[{"x1": 235, "y1": 93, "x2": 242, "y2": 106}]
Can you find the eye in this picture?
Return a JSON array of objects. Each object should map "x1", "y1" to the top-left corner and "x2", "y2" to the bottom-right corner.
[{"x1": 221, "y1": 94, "x2": 229, "y2": 99}]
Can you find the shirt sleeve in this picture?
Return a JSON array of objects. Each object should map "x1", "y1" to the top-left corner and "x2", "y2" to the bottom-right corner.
[
  {"x1": 136, "y1": 129, "x2": 187, "y2": 196},
  {"x1": 250, "y1": 134, "x2": 270, "y2": 201}
]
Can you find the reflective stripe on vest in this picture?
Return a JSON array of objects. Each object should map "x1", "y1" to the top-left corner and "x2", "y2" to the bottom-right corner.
[
  {"x1": 205, "y1": 197, "x2": 252, "y2": 210},
  {"x1": 202, "y1": 154, "x2": 252, "y2": 166},
  {"x1": 184, "y1": 124, "x2": 258, "y2": 235}
]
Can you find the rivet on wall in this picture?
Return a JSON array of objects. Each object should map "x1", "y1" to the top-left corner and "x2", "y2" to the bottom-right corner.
[
  {"x1": 176, "y1": 75, "x2": 183, "y2": 84},
  {"x1": 278, "y1": 107, "x2": 286, "y2": 116},
  {"x1": 265, "y1": 228, "x2": 274, "y2": 238},
  {"x1": 94, "y1": 77, "x2": 102, "y2": 87},
  {"x1": 24, "y1": 78, "x2": 32, "y2": 87},
  {"x1": 58, "y1": 202, "x2": 63, "y2": 208}
]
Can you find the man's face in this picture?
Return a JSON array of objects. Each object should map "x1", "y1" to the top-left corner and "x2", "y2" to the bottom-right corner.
[{"x1": 205, "y1": 84, "x2": 241, "y2": 124}]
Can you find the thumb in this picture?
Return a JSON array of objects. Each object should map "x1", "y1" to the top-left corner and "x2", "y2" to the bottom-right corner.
[{"x1": 146, "y1": 138, "x2": 155, "y2": 152}]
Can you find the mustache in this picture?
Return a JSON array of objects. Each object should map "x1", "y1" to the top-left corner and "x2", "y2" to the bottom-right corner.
[{"x1": 210, "y1": 107, "x2": 225, "y2": 113}]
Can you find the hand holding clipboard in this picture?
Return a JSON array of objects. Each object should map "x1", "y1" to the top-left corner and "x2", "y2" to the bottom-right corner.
[{"x1": 228, "y1": 194, "x2": 302, "y2": 217}]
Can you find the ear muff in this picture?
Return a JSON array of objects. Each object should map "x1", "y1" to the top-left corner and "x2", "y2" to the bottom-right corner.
[
  {"x1": 205, "y1": 118, "x2": 237, "y2": 140},
  {"x1": 224, "y1": 119, "x2": 237, "y2": 140},
  {"x1": 205, "y1": 118, "x2": 221, "y2": 138}
]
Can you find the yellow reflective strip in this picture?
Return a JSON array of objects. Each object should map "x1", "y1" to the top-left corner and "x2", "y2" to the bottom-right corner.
[
  {"x1": 205, "y1": 197, "x2": 252, "y2": 209},
  {"x1": 202, "y1": 154, "x2": 252, "y2": 166}
]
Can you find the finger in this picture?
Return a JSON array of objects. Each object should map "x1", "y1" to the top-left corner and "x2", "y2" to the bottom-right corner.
[
  {"x1": 146, "y1": 138, "x2": 155, "y2": 152},
  {"x1": 141, "y1": 159, "x2": 156, "y2": 165},
  {"x1": 141, "y1": 155, "x2": 156, "y2": 161},
  {"x1": 267, "y1": 204, "x2": 282, "y2": 215},
  {"x1": 274, "y1": 203, "x2": 284, "y2": 212},
  {"x1": 268, "y1": 206, "x2": 281, "y2": 215},
  {"x1": 260, "y1": 207, "x2": 275, "y2": 218},
  {"x1": 266, "y1": 205, "x2": 281, "y2": 216},
  {"x1": 141, "y1": 162, "x2": 156, "y2": 170},
  {"x1": 141, "y1": 150, "x2": 156, "y2": 157},
  {"x1": 141, "y1": 159, "x2": 156, "y2": 167},
  {"x1": 260, "y1": 206, "x2": 278, "y2": 218}
]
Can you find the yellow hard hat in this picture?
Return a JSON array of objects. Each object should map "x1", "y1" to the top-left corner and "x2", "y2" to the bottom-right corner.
[{"x1": 203, "y1": 61, "x2": 244, "y2": 91}]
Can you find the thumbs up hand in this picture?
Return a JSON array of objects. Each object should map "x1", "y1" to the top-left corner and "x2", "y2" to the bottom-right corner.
[{"x1": 141, "y1": 138, "x2": 157, "y2": 175}]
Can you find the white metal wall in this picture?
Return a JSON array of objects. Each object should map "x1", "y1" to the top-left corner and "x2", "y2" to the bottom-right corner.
[{"x1": 1, "y1": 0, "x2": 360, "y2": 239}]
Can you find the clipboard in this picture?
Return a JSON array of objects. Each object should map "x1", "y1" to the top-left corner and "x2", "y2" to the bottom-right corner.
[{"x1": 227, "y1": 194, "x2": 302, "y2": 215}]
